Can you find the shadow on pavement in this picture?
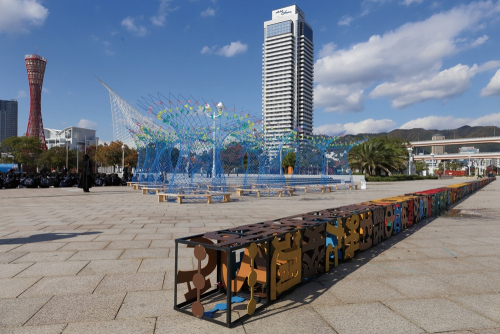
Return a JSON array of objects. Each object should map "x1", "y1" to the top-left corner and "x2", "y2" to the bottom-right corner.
[{"x1": 0, "y1": 231, "x2": 102, "y2": 244}]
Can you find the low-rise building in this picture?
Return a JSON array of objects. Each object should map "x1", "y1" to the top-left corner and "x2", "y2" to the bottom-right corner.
[{"x1": 44, "y1": 127, "x2": 98, "y2": 150}]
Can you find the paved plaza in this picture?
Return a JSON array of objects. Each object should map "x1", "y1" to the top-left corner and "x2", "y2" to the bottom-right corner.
[{"x1": 0, "y1": 178, "x2": 499, "y2": 333}]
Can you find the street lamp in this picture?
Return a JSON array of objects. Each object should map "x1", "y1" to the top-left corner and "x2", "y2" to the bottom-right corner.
[
  {"x1": 122, "y1": 144, "x2": 125, "y2": 173},
  {"x1": 206, "y1": 102, "x2": 224, "y2": 178},
  {"x1": 468, "y1": 155, "x2": 471, "y2": 176},
  {"x1": 430, "y1": 153, "x2": 434, "y2": 176},
  {"x1": 407, "y1": 147, "x2": 413, "y2": 175}
]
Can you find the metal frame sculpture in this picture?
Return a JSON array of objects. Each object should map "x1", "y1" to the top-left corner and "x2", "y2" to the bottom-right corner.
[
  {"x1": 99, "y1": 80, "x2": 364, "y2": 200},
  {"x1": 174, "y1": 178, "x2": 495, "y2": 327}
]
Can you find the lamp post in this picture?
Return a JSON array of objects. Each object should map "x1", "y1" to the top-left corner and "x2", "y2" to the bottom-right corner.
[
  {"x1": 65, "y1": 129, "x2": 69, "y2": 170},
  {"x1": 430, "y1": 153, "x2": 434, "y2": 175},
  {"x1": 407, "y1": 147, "x2": 413, "y2": 175},
  {"x1": 206, "y1": 102, "x2": 224, "y2": 178},
  {"x1": 122, "y1": 144, "x2": 125, "y2": 173},
  {"x1": 468, "y1": 155, "x2": 471, "y2": 176}
]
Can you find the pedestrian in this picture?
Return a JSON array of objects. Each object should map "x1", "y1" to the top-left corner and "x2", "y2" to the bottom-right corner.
[{"x1": 79, "y1": 154, "x2": 93, "y2": 193}]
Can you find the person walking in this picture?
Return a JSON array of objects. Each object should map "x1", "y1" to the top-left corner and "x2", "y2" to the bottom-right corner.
[{"x1": 79, "y1": 154, "x2": 93, "y2": 193}]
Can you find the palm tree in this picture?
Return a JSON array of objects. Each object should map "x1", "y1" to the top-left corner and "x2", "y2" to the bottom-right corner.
[{"x1": 347, "y1": 136, "x2": 409, "y2": 176}]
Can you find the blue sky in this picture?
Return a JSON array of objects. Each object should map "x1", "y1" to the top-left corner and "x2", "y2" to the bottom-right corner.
[{"x1": 1, "y1": 0, "x2": 500, "y2": 141}]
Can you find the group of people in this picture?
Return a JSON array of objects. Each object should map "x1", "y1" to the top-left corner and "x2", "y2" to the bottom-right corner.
[{"x1": 0, "y1": 155, "x2": 133, "y2": 193}]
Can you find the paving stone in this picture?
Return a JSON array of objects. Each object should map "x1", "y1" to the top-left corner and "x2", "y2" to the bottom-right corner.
[
  {"x1": 62, "y1": 319, "x2": 155, "y2": 334},
  {"x1": 385, "y1": 298, "x2": 497, "y2": 333},
  {"x1": 433, "y1": 272, "x2": 500, "y2": 294},
  {"x1": 26, "y1": 293, "x2": 125, "y2": 326},
  {"x1": 326, "y1": 278, "x2": 407, "y2": 303},
  {"x1": 0, "y1": 324, "x2": 67, "y2": 334},
  {"x1": 155, "y1": 314, "x2": 245, "y2": 334},
  {"x1": 94, "y1": 272, "x2": 164, "y2": 294},
  {"x1": 0, "y1": 263, "x2": 34, "y2": 278},
  {"x1": 67, "y1": 250, "x2": 123, "y2": 261},
  {"x1": 314, "y1": 302, "x2": 424, "y2": 334},
  {"x1": 78, "y1": 259, "x2": 141, "y2": 275},
  {"x1": 20, "y1": 275, "x2": 103, "y2": 298},
  {"x1": 450, "y1": 294, "x2": 500, "y2": 323},
  {"x1": 381, "y1": 275, "x2": 460, "y2": 298},
  {"x1": 59, "y1": 241, "x2": 110, "y2": 251},
  {"x1": 106, "y1": 240, "x2": 151, "y2": 250},
  {"x1": 10, "y1": 243, "x2": 67, "y2": 253},
  {"x1": 116, "y1": 290, "x2": 173, "y2": 319},
  {"x1": 0, "y1": 297, "x2": 51, "y2": 326},
  {"x1": 119, "y1": 248, "x2": 169, "y2": 259},
  {"x1": 0, "y1": 277, "x2": 40, "y2": 298},
  {"x1": 16, "y1": 261, "x2": 89, "y2": 277},
  {"x1": 12, "y1": 252, "x2": 76, "y2": 263}
]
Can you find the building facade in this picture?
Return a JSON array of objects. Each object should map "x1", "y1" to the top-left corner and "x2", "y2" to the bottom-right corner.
[
  {"x1": 44, "y1": 127, "x2": 98, "y2": 150},
  {"x1": 431, "y1": 134, "x2": 445, "y2": 155},
  {"x1": 262, "y1": 5, "x2": 314, "y2": 147},
  {"x1": 0, "y1": 99, "x2": 18, "y2": 143}
]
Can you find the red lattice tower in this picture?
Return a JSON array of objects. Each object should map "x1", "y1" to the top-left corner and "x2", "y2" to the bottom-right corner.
[{"x1": 25, "y1": 54, "x2": 47, "y2": 150}]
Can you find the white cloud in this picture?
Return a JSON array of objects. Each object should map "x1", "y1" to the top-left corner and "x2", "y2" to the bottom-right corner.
[
  {"x1": 402, "y1": 0, "x2": 424, "y2": 5},
  {"x1": 314, "y1": 1, "x2": 500, "y2": 112},
  {"x1": 471, "y1": 35, "x2": 489, "y2": 47},
  {"x1": 400, "y1": 112, "x2": 500, "y2": 130},
  {"x1": 121, "y1": 17, "x2": 148, "y2": 36},
  {"x1": 370, "y1": 61, "x2": 500, "y2": 108},
  {"x1": 201, "y1": 7, "x2": 215, "y2": 17},
  {"x1": 338, "y1": 15, "x2": 353, "y2": 26},
  {"x1": 315, "y1": 119, "x2": 396, "y2": 135},
  {"x1": 91, "y1": 35, "x2": 114, "y2": 56},
  {"x1": 42, "y1": 87, "x2": 49, "y2": 93},
  {"x1": 314, "y1": 84, "x2": 365, "y2": 113},
  {"x1": 77, "y1": 119, "x2": 98, "y2": 129},
  {"x1": 201, "y1": 41, "x2": 248, "y2": 57},
  {"x1": 0, "y1": 0, "x2": 48, "y2": 33},
  {"x1": 151, "y1": 0, "x2": 176, "y2": 27},
  {"x1": 16, "y1": 90, "x2": 27, "y2": 98},
  {"x1": 481, "y1": 69, "x2": 500, "y2": 97},
  {"x1": 318, "y1": 43, "x2": 336, "y2": 58}
]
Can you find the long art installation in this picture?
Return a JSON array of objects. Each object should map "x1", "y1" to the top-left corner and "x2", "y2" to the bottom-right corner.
[
  {"x1": 100, "y1": 80, "x2": 363, "y2": 201},
  {"x1": 173, "y1": 178, "x2": 494, "y2": 327}
]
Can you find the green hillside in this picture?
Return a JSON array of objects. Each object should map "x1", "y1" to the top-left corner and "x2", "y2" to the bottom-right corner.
[{"x1": 343, "y1": 125, "x2": 500, "y2": 154}]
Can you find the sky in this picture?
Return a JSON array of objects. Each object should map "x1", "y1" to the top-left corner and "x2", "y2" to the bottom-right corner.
[{"x1": 1, "y1": 0, "x2": 500, "y2": 141}]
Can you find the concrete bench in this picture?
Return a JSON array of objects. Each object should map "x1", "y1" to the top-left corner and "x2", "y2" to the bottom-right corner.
[{"x1": 157, "y1": 192, "x2": 231, "y2": 204}]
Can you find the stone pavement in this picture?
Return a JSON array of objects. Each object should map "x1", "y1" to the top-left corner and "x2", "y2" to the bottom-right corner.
[{"x1": 0, "y1": 178, "x2": 499, "y2": 333}]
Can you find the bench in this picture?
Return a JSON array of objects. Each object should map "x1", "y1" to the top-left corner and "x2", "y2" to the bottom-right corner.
[
  {"x1": 336, "y1": 184, "x2": 357, "y2": 190},
  {"x1": 142, "y1": 187, "x2": 169, "y2": 195},
  {"x1": 294, "y1": 185, "x2": 333, "y2": 193},
  {"x1": 157, "y1": 192, "x2": 231, "y2": 204},
  {"x1": 236, "y1": 188, "x2": 293, "y2": 197},
  {"x1": 126, "y1": 182, "x2": 138, "y2": 187}
]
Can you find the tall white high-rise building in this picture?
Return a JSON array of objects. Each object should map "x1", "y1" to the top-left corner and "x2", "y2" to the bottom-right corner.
[{"x1": 262, "y1": 5, "x2": 314, "y2": 146}]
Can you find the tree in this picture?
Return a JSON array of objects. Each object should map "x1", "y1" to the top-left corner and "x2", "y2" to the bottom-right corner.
[
  {"x1": 414, "y1": 160, "x2": 428, "y2": 175},
  {"x1": 0, "y1": 136, "x2": 43, "y2": 169},
  {"x1": 282, "y1": 152, "x2": 296, "y2": 170},
  {"x1": 92, "y1": 141, "x2": 138, "y2": 168},
  {"x1": 347, "y1": 136, "x2": 409, "y2": 176},
  {"x1": 38, "y1": 147, "x2": 71, "y2": 170}
]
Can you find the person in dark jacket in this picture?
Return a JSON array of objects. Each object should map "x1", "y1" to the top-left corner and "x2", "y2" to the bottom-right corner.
[{"x1": 79, "y1": 154, "x2": 93, "y2": 193}]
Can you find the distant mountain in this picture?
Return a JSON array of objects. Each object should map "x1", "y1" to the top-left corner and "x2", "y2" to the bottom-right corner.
[{"x1": 342, "y1": 125, "x2": 500, "y2": 154}]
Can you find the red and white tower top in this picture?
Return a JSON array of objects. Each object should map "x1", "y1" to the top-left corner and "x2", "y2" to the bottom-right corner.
[{"x1": 25, "y1": 54, "x2": 47, "y2": 150}]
